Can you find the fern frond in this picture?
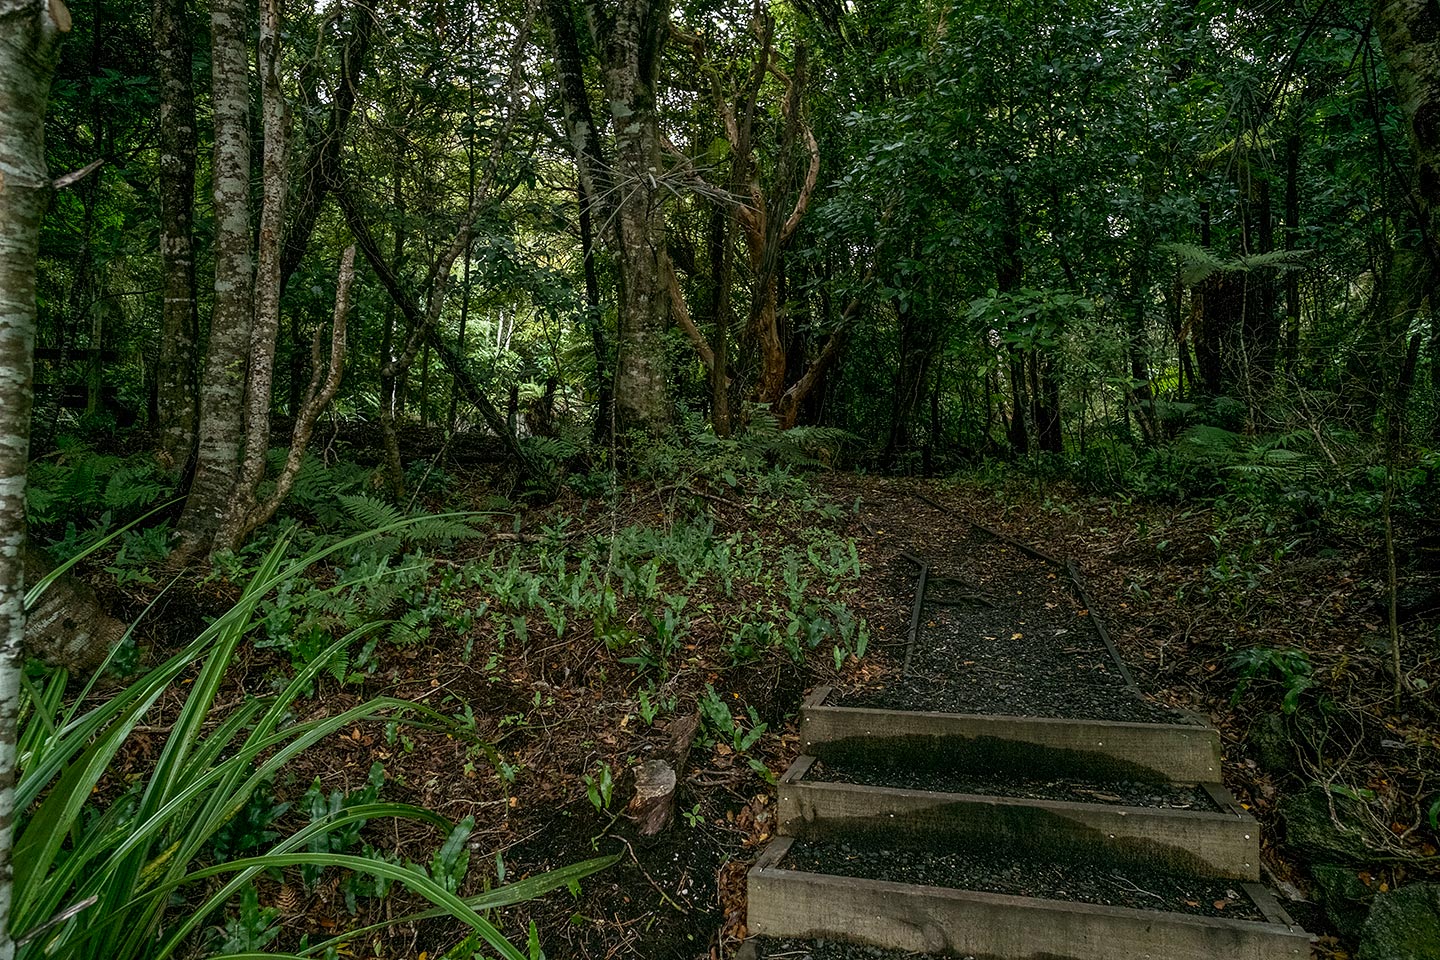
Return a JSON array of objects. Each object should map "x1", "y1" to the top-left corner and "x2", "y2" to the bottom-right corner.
[
  {"x1": 1166, "y1": 243, "x2": 1229, "y2": 287},
  {"x1": 339, "y1": 494, "x2": 406, "y2": 532}
]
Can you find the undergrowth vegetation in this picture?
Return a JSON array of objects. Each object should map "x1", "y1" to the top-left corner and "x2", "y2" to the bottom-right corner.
[{"x1": 16, "y1": 417, "x2": 873, "y2": 959}]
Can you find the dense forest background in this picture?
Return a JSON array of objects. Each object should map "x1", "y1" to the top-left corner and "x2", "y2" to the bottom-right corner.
[
  {"x1": 1, "y1": 0, "x2": 1439, "y2": 957},
  {"x1": 27, "y1": 0, "x2": 1440, "y2": 491}
]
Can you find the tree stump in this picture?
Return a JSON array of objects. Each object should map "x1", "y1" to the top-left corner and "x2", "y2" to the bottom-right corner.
[{"x1": 627, "y1": 710, "x2": 701, "y2": 835}]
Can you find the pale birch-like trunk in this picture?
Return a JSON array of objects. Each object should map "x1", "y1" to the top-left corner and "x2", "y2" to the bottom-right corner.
[
  {"x1": 215, "y1": 0, "x2": 285, "y2": 554},
  {"x1": 175, "y1": 0, "x2": 253, "y2": 556},
  {"x1": 0, "y1": 4, "x2": 69, "y2": 954},
  {"x1": 154, "y1": 0, "x2": 198, "y2": 469},
  {"x1": 226, "y1": 246, "x2": 355, "y2": 544}
]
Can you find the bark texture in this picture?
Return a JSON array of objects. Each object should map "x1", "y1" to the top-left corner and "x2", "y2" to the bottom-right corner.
[
  {"x1": 0, "y1": 3, "x2": 69, "y2": 953},
  {"x1": 601, "y1": 0, "x2": 672, "y2": 434},
  {"x1": 225, "y1": 247, "x2": 355, "y2": 545},
  {"x1": 216, "y1": 0, "x2": 285, "y2": 554},
  {"x1": 22, "y1": 546, "x2": 125, "y2": 673},
  {"x1": 1376, "y1": 0, "x2": 1440, "y2": 271},
  {"x1": 154, "y1": 0, "x2": 198, "y2": 469},
  {"x1": 175, "y1": 0, "x2": 253, "y2": 555},
  {"x1": 547, "y1": 0, "x2": 673, "y2": 435}
]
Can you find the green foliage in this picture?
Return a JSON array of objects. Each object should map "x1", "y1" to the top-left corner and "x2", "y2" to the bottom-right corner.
[
  {"x1": 698, "y1": 686, "x2": 772, "y2": 782},
  {"x1": 211, "y1": 781, "x2": 290, "y2": 863},
  {"x1": 12, "y1": 521, "x2": 615, "y2": 960},
  {"x1": 1174, "y1": 426, "x2": 1317, "y2": 484},
  {"x1": 1230, "y1": 647, "x2": 1315, "y2": 714},
  {"x1": 25, "y1": 442, "x2": 173, "y2": 530},
  {"x1": 1164, "y1": 243, "x2": 1314, "y2": 288},
  {"x1": 217, "y1": 885, "x2": 281, "y2": 954},
  {"x1": 301, "y1": 762, "x2": 387, "y2": 888},
  {"x1": 582, "y1": 763, "x2": 615, "y2": 813},
  {"x1": 633, "y1": 410, "x2": 856, "y2": 490}
]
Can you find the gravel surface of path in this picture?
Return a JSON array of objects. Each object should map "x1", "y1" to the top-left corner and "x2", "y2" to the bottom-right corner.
[
  {"x1": 836, "y1": 520, "x2": 1182, "y2": 723},
  {"x1": 809, "y1": 759, "x2": 1217, "y2": 809},
  {"x1": 783, "y1": 835, "x2": 1264, "y2": 921}
]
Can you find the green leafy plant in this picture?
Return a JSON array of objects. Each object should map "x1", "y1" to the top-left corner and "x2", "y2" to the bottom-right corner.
[
  {"x1": 1229, "y1": 646, "x2": 1314, "y2": 713},
  {"x1": 698, "y1": 686, "x2": 770, "y2": 783},
  {"x1": 210, "y1": 780, "x2": 290, "y2": 862},
  {"x1": 12, "y1": 518, "x2": 616, "y2": 960},
  {"x1": 583, "y1": 762, "x2": 615, "y2": 813},
  {"x1": 217, "y1": 885, "x2": 280, "y2": 954},
  {"x1": 300, "y1": 762, "x2": 386, "y2": 888}
]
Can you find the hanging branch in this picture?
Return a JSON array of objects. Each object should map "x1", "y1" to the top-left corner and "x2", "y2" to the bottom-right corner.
[{"x1": 664, "y1": 258, "x2": 714, "y2": 370}]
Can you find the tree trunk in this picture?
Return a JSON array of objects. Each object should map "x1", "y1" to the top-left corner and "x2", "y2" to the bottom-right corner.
[
  {"x1": 215, "y1": 0, "x2": 285, "y2": 555},
  {"x1": 155, "y1": 0, "x2": 198, "y2": 470},
  {"x1": 707, "y1": 203, "x2": 733, "y2": 436},
  {"x1": 578, "y1": 179, "x2": 614, "y2": 441},
  {"x1": 1375, "y1": 0, "x2": 1440, "y2": 273},
  {"x1": 1035, "y1": 354, "x2": 1063, "y2": 454},
  {"x1": 0, "y1": 4, "x2": 69, "y2": 953},
  {"x1": 547, "y1": 0, "x2": 672, "y2": 438},
  {"x1": 1247, "y1": 178, "x2": 1280, "y2": 384},
  {"x1": 176, "y1": 0, "x2": 253, "y2": 556},
  {"x1": 602, "y1": 0, "x2": 672, "y2": 435},
  {"x1": 378, "y1": 163, "x2": 405, "y2": 498},
  {"x1": 279, "y1": 2, "x2": 372, "y2": 289},
  {"x1": 1284, "y1": 133, "x2": 1301, "y2": 367},
  {"x1": 544, "y1": 3, "x2": 612, "y2": 441}
]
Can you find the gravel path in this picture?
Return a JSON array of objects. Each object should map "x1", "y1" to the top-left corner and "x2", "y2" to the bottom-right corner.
[
  {"x1": 809, "y1": 759, "x2": 1217, "y2": 810},
  {"x1": 836, "y1": 528, "x2": 1182, "y2": 723},
  {"x1": 748, "y1": 939, "x2": 954, "y2": 959},
  {"x1": 783, "y1": 835, "x2": 1264, "y2": 921}
]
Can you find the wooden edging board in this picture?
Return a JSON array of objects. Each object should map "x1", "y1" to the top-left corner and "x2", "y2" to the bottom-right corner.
[
  {"x1": 801, "y1": 686, "x2": 1222, "y2": 784},
  {"x1": 901, "y1": 555, "x2": 929, "y2": 676},
  {"x1": 776, "y1": 758, "x2": 1259, "y2": 881},
  {"x1": 746, "y1": 837, "x2": 1310, "y2": 960}
]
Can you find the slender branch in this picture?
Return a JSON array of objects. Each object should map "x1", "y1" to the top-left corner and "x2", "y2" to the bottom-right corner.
[
  {"x1": 663, "y1": 258, "x2": 714, "y2": 370},
  {"x1": 243, "y1": 245, "x2": 356, "y2": 538}
]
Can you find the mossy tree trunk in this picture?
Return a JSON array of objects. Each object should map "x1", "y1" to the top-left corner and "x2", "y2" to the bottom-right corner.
[
  {"x1": 154, "y1": 0, "x2": 198, "y2": 470},
  {"x1": 175, "y1": 0, "x2": 253, "y2": 556},
  {"x1": 599, "y1": 0, "x2": 672, "y2": 435}
]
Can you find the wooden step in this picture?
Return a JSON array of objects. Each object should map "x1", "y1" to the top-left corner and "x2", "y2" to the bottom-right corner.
[
  {"x1": 777, "y1": 756, "x2": 1260, "y2": 880},
  {"x1": 746, "y1": 837, "x2": 1311, "y2": 960},
  {"x1": 801, "y1": 686, "x2": 1221, "y2": 784}
]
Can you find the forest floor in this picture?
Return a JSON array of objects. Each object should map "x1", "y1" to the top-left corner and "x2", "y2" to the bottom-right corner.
[{"x1": 79, "y1": 454, "x2": 1440, "y2": 959}]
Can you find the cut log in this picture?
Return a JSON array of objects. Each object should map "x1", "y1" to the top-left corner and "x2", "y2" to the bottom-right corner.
[
  {"x1": 627, "y1": 710, "x2": 702, "y2": 835},
  {"x1": 628, "y1": 759, "x2": 678, "y2": 834},
  {"x1": 23, "y1": 545, "x2": 127, "y2": 672}
]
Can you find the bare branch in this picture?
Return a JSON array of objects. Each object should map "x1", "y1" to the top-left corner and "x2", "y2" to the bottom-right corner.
[
  {"x1": 51, "y1": 158, "x2": 102, "y2": 190},
  {"x1": 244, "y1": 245, "x2": 356, "y2": 538},
  {"x1": 663, "y1": 257, "x2": 714, "y2": 370}
]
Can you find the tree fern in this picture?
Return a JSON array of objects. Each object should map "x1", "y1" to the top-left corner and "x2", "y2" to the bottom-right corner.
[
  {"x1": 1177, "y1": 425, "x2": 1316, "y2": 481},
  {"x1": 1166, "y1": 242, "x2": 1314, "y2": 287}
]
